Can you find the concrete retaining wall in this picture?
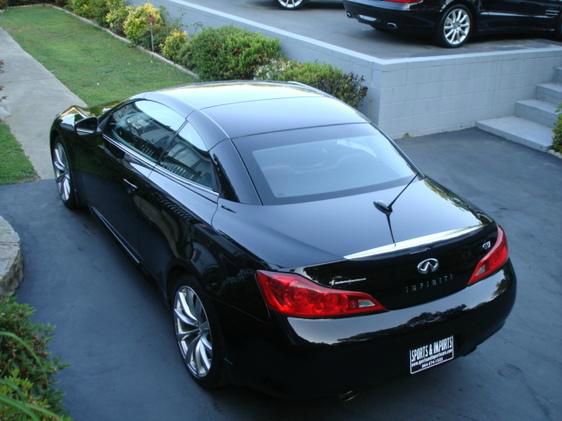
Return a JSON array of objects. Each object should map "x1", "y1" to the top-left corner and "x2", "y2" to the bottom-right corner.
[{"x1": 144, "y1": 0, "x2": 562, "y2": 138}]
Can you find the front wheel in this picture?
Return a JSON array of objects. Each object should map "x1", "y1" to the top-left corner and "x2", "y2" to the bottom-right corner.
[
  {"x1": 435, "y1": 4, "x2": 472, "y2": 48},
  {"x1": 276, "y1": 0, "x2": 307, "y2": 10},
  {"x1": 51, "y1": 139, "x2": 81, "y2": 209},
  {"x1": 172, "y1": 278, "x2": 226, "y2": 389}
]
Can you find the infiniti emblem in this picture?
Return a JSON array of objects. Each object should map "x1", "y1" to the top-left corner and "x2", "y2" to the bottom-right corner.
[{"x1": 417, "y1": 258, "x2": 439, "y2": 275}]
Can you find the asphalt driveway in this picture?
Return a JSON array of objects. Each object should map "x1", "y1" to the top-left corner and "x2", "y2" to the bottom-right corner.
[{"x1": 0, "y1": 128, "x2": 560, "y2": 420}]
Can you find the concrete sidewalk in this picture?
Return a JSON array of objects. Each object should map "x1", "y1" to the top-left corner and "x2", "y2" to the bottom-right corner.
[{"x1": 0, "y1": 28, "x2": 85, "y2": 179}]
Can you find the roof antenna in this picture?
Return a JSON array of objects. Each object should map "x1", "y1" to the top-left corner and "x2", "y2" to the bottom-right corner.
[{"x1": 373, "y1": 175, "x2": 417, "y2": 216}]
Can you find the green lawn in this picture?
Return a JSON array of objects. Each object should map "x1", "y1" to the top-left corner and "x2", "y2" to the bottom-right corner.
[
  {"x1": 0, "y1": 123, "x2": 37, "y2": 184},
  {"x1": 0, "y1": 5, "x2": 194, "y2": 106}
]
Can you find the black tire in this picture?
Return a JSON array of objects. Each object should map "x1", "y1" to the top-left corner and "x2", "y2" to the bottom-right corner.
[
  {"x1": 435, "y1": 4, "x2": 473, "y2": 48},
  {"x1": 171, "y1": 276, "x2": 227, "y2": 389},
  {"x1": 50, "y1": 137, "x2": 82, "y2": 210},
  {"x1": 275, "y1": 0, "x2": 307, "y2": 10}
]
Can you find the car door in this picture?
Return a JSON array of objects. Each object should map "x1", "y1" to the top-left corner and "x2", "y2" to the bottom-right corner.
[
  {"x1": 87, "y1": 100, "x2": 185, "y2": 261},
  {"x1": 137, "y1": 122, "x2": 221, "y2": 286},
  {"x1": 479, "y1": 0, "x2": 559, "y2": 31}
]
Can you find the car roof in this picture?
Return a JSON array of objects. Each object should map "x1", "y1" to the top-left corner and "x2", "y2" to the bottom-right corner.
[{"x1": 138, "y1": 81, "x2": 367, "y2": 140}]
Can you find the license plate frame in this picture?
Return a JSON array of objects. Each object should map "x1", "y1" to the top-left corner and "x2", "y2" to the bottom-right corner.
[{"x1": 409, "y1": 336, "x2": 454, "y2": 375}]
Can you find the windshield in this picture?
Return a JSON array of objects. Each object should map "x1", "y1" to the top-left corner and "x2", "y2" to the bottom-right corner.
[{"x1": 234, "y1": 124, "x2": 416, "y2": 205}]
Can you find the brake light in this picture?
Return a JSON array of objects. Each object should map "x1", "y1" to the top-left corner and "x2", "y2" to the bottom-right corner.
[
  {"x1": 468, "y1": 226, "x2": 509, "y2": 285},
  {"x1": 256, "y1": 271, "x2": 386, "y2": 318}
]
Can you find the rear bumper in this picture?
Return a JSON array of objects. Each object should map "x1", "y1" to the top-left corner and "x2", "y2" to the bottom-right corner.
[
  {"x1": 225, "y1": 262, "x2": 516, "y2": 398},
  {"x1": 343, "y1": 0, "x2": 440, "y2": 33}
]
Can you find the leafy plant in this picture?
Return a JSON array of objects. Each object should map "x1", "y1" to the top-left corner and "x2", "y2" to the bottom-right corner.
[
  {"x1": 190, "y1": 26, "x2": 281, "y2": 80},
  {"x1": 0, "y1": 297, "x2": 68, "y2": 419},
  {"x1": 0, "y1": 0, "x2": 7, "y2": 11},
  {"x1": 553, "y1": 106, "x2": 562, "y2": 154},
  {"x1": 89, "y1": 0, "x2": 110, "y2": 26},
  {"x1": 105, "y1": 0, "x2": 131, "y2": 35},
  {"x1": 68, "y1": 0, "x2": 94, "y2": 18},
  {"x1": 123, "y1": 3, "x2": 166, "y2": 50},
  {"x1": 255, "y1": 59, "x2": 368, "y2": 108},
  {"x1": 161, "y1": 29, "x2": 189, "y2": 63}
]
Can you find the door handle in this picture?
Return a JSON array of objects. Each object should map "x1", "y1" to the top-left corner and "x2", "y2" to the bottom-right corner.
[{"x1": 122, "y1": 178, "x2": 138, "y2": 194}]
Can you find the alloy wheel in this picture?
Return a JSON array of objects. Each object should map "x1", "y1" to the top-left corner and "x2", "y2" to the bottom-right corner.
[
  {"x1": 52, "y1": 142, "x2": 72, "y2": 202},
  {"x1": 443, "y1": 7, "x2": 471, "y2": 47},
  {"x1": 174, "y1": 286, "x2": 213, "y2": 378},
  {"x1": 277, "y1": 0, "x2": 305, "y2": 9}
]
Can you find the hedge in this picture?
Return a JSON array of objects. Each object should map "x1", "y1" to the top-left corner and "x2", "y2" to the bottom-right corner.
[
  {"x1": 553, "y1": 110, "x2": 562, "y2": 153},
  {"x1": 254, "y1": 59, "x2": 368, "y2": 108},
  {"x1": 189, "y1": 26, "x2": 282, "y2": 80}
]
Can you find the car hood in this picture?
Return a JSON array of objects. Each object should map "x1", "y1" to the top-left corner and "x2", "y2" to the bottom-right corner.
[{"x1": 213, "y1": 177, "x2": 490, "y2": 269}]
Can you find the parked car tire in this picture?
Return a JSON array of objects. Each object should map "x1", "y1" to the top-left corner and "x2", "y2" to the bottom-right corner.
[
  {"x1": 435, "y1": 4, "x2": 473, "y2": 48},
  {"x1": 276, "y1": 0, "x2": 308, "y2": 10},
  {"x1": 51, "y1": 137, "x2": 82, "y2": 209},
  {"x1": 172, "y1": 276, "x2": 227, "y2": 389}
]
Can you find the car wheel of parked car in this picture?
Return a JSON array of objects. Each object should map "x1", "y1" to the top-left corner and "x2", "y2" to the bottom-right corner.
[
  {"x1": 173, "y1": 277, "x2": 226, "y2": 388},
  {"x1": 436, "y1": 4, "x2": 472, "y2": 48},
  {"x1": 276, "y1": 0, "x2": 307, "y2": 10},
  {"x1": 51, "y1": 138, "x2": 81, "y2": 209}
]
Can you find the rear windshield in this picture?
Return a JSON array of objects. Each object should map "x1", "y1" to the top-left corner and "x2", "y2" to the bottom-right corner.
[{"x1": 234, "y1": 124, "x2": 415, "y2": 204}]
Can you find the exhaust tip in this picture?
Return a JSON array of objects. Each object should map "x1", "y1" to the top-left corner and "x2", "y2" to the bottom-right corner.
[
  {"x1": 346, "y1": 11, "x2": 352, "y2": 17},
  {"x1": 338, "y1": 390, "x2": 359, "y2": 402},
  {"x1": 387, "y1": 22, "x2": 398, "y2": 30}
]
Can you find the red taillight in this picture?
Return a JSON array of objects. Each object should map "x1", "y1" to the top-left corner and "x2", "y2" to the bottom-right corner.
[
  {"x1": 468, "y1": 226, "x2": 509, "y2": 285},
  {"x1": 256, "y1": 271, "x2": 386, "y2": 318}
]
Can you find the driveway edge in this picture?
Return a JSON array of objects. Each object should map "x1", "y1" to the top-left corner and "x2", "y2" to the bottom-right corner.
[{"x1": 0, "y1": 215, "x2": 23, "y2": 296}]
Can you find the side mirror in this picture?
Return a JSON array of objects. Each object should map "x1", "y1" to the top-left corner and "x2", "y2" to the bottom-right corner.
[{"x1": 75, "y1": 116, "x2": 99, "y2": 136}]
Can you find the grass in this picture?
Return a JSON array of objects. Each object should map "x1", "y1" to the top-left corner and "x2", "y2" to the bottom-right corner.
[
  {"x1": 0, "y1": 5, "x2": 194, "y2": 106},
  {"x1": 0, "y1": 123, "x2": 37, "y2": 184}
]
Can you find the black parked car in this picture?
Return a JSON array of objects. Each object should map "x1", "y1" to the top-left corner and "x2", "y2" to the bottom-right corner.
[
  {"x1": 344, "y1": 0, "x2": 561, "y2": 47},
  {"x1": 51, "y1": 82, "x2": 515, "y2": 398}
]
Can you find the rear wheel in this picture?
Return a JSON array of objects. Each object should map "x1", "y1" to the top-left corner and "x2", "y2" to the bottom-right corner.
[
  {"x1": 51, "y1": 139, "x2": 81, "y2": 209},
  {"x1": 276, "y1": 0, "x2": 307, "y2": 10},
  {"x1": 172, "y1": 277, "x2": 226, "y2": 388},
  {"x1": 435, "y1": 4, "x2": 472, "y2": 48}
]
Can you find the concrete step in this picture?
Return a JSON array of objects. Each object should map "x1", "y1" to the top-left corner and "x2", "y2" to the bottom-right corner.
[
  {"x1": 556, "y1": 67, "x2": 562, "y2": 83},
  {"x1": 477, "y1": 116, "x2": 553, "y2": 152},
  {"x1": 515, "y1": 99, "x2": 559, "y2": 128},
  {"x1": 537, "y1": 83, "x2": 562, "y2": 105}
]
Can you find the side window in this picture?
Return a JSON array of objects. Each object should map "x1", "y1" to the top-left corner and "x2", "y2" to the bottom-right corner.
[
  {"x1": 104, "y1": 100, "x2": 184, "y2": 161},
  {"x1": 160, "y1": 123, "x2": 217, "y2": 191}
]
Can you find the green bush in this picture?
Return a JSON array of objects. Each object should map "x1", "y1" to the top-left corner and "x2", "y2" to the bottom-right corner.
[
  {"x1": 553, "y1": 109, "x2": 562, "y2": 153},
  {"x1": 161, "y1": 29, "x2": 189, "y2": 63},
  {"x1": 255, "y1": 59, "x2": 368, "y2": 108},
  {"x1": 123, "y1": 3, "x2": 167, "y2": 50},
  {"x1": 89, "y1": 0, "x2": 110, "y2": 26},
  {"x1": 0, "y1": 0, "x2": 7, "y2": 10},
  {"x1": 190, "y1": 26, "x2": 281, "y2": 80},
  {"x1": 105, "y1": 0, "x2": 130, "y2": 35},
  {"x1": 68, "y1": 0, "x2": 94, "y2": 18},
  {"x1": 0, "y1": 296, "x2": 68, "y2": 420}
]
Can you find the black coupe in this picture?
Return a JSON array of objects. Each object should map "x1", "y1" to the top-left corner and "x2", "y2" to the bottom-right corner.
[
  {"x1": 344, "y1": 0, "x2": 561, "y2": 47},
  {"x1": 50, "y1": 82, "x2": 516, "y2": 398}
]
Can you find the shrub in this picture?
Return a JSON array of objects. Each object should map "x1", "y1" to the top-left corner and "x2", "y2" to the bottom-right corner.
[
  {"x1": 190, "y1": 26, "x2": 281, "y2": 80},
  {"x1": 0, "y1": 0, "x2": 7, "y2": 10},
  {"x1": 90, "y1": 0, "x2": 110, "y2": 26},
  {"x1": 161, "y1": 29, "x2": 189, "y2": 63},
  {"x1": 255, "y1": 59, "x2": 368, "y2": 108},
  {"x1": 105, "y1": 0, "x2": 130, "y2": 35},
  {"x1": 123, "y1": 3, "x2": 166, "y2": 50},
  {"x1": 68, "y1": 0, "x2": 95, "y2": 18},
  {"x1": 0, "y1": 296, "x2": 68, "y2": 420},
  {"x1": 553, "y1": 109, "x2": 562, "y2": 154}
]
